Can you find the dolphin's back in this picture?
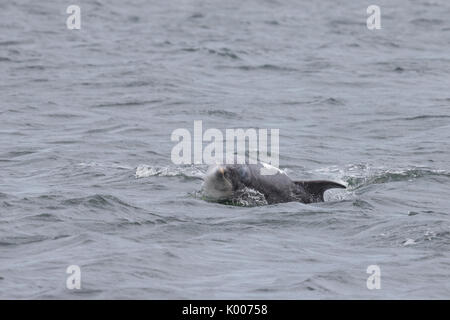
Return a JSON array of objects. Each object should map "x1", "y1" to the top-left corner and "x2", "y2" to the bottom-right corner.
[{"x1": 233, "y1": 164, "x2": 346, "y2": 204}]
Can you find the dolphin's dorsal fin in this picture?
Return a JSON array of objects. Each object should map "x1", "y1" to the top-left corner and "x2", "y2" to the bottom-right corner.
[{"x1": 294, "y1": 180, "x2": 346, "y2": 202}]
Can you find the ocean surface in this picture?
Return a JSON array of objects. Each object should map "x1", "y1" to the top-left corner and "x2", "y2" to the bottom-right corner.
[{"x1": 1, "y1": 0, "x2": 450, "y2": 299}]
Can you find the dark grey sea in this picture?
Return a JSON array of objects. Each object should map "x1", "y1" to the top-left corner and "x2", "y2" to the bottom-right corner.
[{"x1": 1, "y1": 0, "x2": 450, "y2": 299}]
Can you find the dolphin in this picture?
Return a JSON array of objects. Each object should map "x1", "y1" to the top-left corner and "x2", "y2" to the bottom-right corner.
[{"x1": 202, "y1": 163, "x2": 346, "y2": 204}]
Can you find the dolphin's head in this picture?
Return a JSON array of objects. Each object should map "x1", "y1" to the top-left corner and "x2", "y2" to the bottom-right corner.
[
  {"x1": 202, "y1": 164, "x2": 253, "y2": 200},
  {"x1": 201, "y1": 165, "x2": 234, "y2": 200}
]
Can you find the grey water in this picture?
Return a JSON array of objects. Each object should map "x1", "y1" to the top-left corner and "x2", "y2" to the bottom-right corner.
[{"x1": 1, "y1": 0, "x2": 450, "y2": 299}]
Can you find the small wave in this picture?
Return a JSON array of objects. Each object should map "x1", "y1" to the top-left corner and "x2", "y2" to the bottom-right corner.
[
  {"x1": 207, "y1": 48, "x2": 240, "y2": 60},
  {"x1": 45, "y1": 113, "x2": 85, "y2": 119},
  {"x1": 403, "y1": 238, "x2": 416, "y2": 246},
  {"x1": 399, "y1": 230, "x2": 450, "y2": 248},
  {"x1": 306, "y1": 97, "x2": 345, "y2": 106},
  {"x1": 91, "y1": 99, "x2": 163, "y2": 108},
  {"x1": 1, "y1": 150, "x2": 36, "y2": 158},
  {"x1": 329, "y1": 19, "x2": 361, "y2": 26},
  {"x1": 77, "y1": 162, "x2": 133, "y2": 171},
  {"x1": 173, "y1": 108, "x2": 240, "y2": 119},
  {"x1": 400, "y1": 115, "x2": 450, "y2": 121},
  {"x1": 26, "y1": 213, "x2": 64, "y2": 222},
  {"x1": 180, "y1": 46, "x2": 241, "y2": 60},
  {"x1": 0, "y1": 41, "x2": 23, "y2": 46},
  {"x1": 61, "y1": 194, "x2": 136, "y2": 210},
  {"x1": 264, "y1": 20, "x2": 280, "y2": 26},
  {"x1": 314, "y1": 164, "x2": 450, "y2": 190},
  {"x1": 123, "y1": 80, "x2": 155, "y2": 88},
  {"x1": 410, "y1": 18, "x2": 444, "y2": 26},
  {"x1": 233, "y1": 64, "x2": 297, "y2": 72},
  {"x1": 16, "y1": 65, "x2": 46, "y2": 71},
  {"x1": 347, "y1": 168, "x2": 449, "y2": 189},
  {"x1": 189, "y1": 12, "x2": 204, "y2": 19},
  {"x1": 0, "y1": 234, "x2": 69, "y2": 246},
  {"x1": 203, "y1": 109, "x2": 239, "y2": 118}
]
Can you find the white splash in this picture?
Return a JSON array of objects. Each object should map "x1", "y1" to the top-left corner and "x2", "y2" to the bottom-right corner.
[
  {"x1": 135, "y1": 164, "x2": 205, "y2": 179},
  {"x1": 403, "y1": 239, "x2": 416, "y2": 246}
]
